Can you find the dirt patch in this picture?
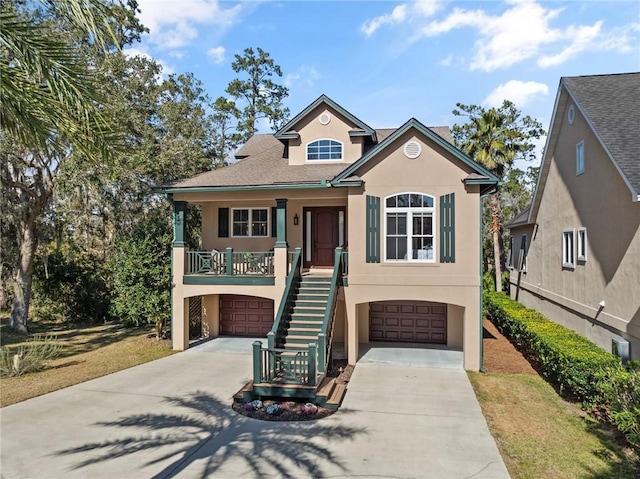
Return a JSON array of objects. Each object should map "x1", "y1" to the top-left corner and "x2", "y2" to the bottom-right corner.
[{"x1": 482, "y1": 318, "x2": 537, "y2": 374}]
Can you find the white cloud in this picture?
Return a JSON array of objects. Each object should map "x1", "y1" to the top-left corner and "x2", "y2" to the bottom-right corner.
[
  {"x1": 361, "y1": 0, "x2": 441, "y2": 37},
  {"x1": 483, "y1": 80, "x2": 549, "y2": 108},
  {"x1": 284, "y1": 65, "x2": 321, "y2": 88},
  {"x1": 123, "y1": 47, "x2": 175, "y2": 80},
  {"x1": 207, "y1": 46, "x2": 226, "y2": 64},
  {"x1": 137, "y1": 0, "x2": 242, "y2": 50}
]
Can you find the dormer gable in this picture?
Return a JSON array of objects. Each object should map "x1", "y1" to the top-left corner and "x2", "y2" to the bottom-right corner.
[{"x1": 275, "y1": 95, "x2": 377, "y2": 166}]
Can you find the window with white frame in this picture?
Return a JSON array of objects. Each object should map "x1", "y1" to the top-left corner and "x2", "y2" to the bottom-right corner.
[
  {"x1": 307, "y1": 139, "x2": 343, "y2": 160},
  {"x1": 576, "y1": 141, "x2": 585, "y2": 175},
  {"x1": 232, "y1": 208, "x2": 268, "y2": 237},
  {"x1": 508, "y1": 236, "x2": 514, "y2": 268},
  {"x1": 519, "y1": 235, "x2": 528, "y2": 271},
  {"x1": 562, "y1": 229, "x2": 575, "y2": 268},
  {"x1": 577, "y1": 227, "x2": 587, "y2": 262},
  {"x1": 385, "y1": 193, "x2": 435, "y2": 262}
]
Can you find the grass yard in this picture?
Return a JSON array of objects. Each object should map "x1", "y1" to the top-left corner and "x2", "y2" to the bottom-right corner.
[
  {"x1": 474, "y1": 319, "x2": 638, "y2": 479},
  {"x1": 0, "y1": 313, "x2": 175, "y2": 407}
]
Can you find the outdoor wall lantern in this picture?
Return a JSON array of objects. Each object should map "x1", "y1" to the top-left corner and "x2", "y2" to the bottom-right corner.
[{"x1": 293, "y1": 213, "x2": 299, "y2": 225}]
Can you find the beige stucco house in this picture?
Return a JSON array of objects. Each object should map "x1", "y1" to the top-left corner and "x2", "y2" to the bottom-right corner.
[
  {"x1": 508, "y1": 73, "x2": 640, "y2": 360},
  {"x1": 159, "y1": 95, "x2": 498, "y2": 399}
]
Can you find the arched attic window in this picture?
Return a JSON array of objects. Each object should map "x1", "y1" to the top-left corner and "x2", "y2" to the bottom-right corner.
[{"x1": 306, "y1": 139, "x2": 343, "y2": 161}]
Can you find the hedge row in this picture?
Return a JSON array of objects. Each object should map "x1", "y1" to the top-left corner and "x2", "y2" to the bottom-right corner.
[
  {"x1": 484, "y1": 291, "x2": 622, "y2": 403},
  {"x1": 484, "y1": 291, "x2": 640, "y2": 448}
]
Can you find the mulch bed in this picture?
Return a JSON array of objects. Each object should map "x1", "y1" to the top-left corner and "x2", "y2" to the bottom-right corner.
[
  {"x1": 232, "y1": 361, "x2": 353, "y2": 422},
  {"x1": 482, "y1": 318, "x2": 537, "y2": 374}
]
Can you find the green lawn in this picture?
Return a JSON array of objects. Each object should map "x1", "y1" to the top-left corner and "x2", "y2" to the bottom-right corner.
[{"x1": 469, "y1": 372, "x2": 638, "y2": 479}]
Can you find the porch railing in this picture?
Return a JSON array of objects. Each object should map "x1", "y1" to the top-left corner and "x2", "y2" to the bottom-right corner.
[
  {"x1": 253, "y1": 342, "x2": 317, "y2": 386},
  {"x1": 185, "y1": 248, "x2": 274, "y2": 275}
]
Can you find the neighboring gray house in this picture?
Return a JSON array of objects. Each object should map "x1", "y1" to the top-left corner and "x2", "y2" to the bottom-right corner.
[{"x1": 508, "y1": 73, "x2": 640, "y2": 359}]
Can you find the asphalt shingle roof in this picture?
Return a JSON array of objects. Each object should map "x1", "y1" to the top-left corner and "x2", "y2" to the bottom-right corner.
[
  {"x1": 169, "y1": 126, "x2": 454, "y2": 189},
  {"x1": 563, "y1": 73, "x2": 640, "y2": 194}
]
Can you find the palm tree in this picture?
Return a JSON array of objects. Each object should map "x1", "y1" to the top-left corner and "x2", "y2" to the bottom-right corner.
[
  {"x1": 1, "y1": 0, "x2": 119, "y2": 332},
  {"x1": 453, "y1": 102, "x2": 544, "y2": 293}
]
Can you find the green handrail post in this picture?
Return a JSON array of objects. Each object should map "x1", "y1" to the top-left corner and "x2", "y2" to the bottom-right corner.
[
  {"x1": 308, "y1": 343, "x2": 317, "y2": 386},
  {"x1": 226, "y1": 247, "x2": 233, "y2": 275},
  {"x1": 252, "y1": 341, "x2": 262, "y2": 384},
  {"x1": 267, "y1": 331, "x2": 275, "y2": 373},
  {"x1": 317, "y1": 333, "x2": 326, "y2": 373}
]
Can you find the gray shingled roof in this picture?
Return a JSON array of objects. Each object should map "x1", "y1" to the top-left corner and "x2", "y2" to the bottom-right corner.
[
  {"x1": 564, "y1": 72, "x2": 640, "y2": 194},
  {"x1": 168, "y1": 125, "x2": 454, "y2": 189}
]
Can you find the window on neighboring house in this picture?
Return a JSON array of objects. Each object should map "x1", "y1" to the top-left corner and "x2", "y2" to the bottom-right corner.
[
  {"x1": 576, "y1": 141, "x2": 585, "y2": 175},
  {"x1": 385, "y1": 193, "x2": 435, "y2": 262},
  {"x1": 232, "y1": 208, "x2": 268, "y2": 237},
  {"x1": 562, "y1": 229, "x2": 575, "y2": 268},
  {"x1": 307, "y1": 139, "x2": 343, "y2": 160},
  {"x1": 577, "y1": 227, "x2": 587, "y2": 262},
  {"x1": 508, "y1": 236, "x2": 514, "y2": 268},
  {"x1": 519, "y1": 235, "x2": 528, "y2": 272}
]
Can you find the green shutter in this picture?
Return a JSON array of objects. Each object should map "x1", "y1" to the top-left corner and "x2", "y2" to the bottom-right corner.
[
  {"x1": 366, "y1": 195, "x2": 380, "y2": 263},
  {"x1": 271, "y1": 206, "x2": 277, "y2": 237},
  {"x1": 218, "y1": 208, "x2": 229, "y2": 238},
  {"x1": 439, "y1": 193, "x2": 455, "y2": 263}
]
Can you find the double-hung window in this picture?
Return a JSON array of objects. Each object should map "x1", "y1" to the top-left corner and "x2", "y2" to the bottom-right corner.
[
  {"x1": 385, "y1": 193, "x2": 435, "y2": 262},
  {"x1": 232, "y1": 208, "x2": 268, "y2": 237},
  {"x1": 307, "y1": 139, "x2": 343, "y2": 160},
  {"x1": 562, "y1": 229, "x2": 575, "y2": 268}
]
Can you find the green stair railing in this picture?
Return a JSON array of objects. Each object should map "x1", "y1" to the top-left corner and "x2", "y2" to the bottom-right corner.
[
  {"x1": 317, "y1": 247, "x2": 344, "y2": 374},
  {"x1": 267, "y1": 247, "x2": 301, "y2": 350}
]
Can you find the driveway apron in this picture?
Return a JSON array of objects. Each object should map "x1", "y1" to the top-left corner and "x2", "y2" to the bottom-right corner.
[{"x1": 1, "y1": 339, "x2": 509, "y2": 478}]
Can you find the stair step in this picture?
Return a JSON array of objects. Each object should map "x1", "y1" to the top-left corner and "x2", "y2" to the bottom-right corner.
[
  {"x1": 287, "y1": 327, "x2": 322, "y2": 334},
  {"x1": 292, "y1": 306, "x2": 326, "y2": 315},
  {"x1": 297, "y1": 288, "x2": 330, "y2": 295},
  {"x1": 292, "y1": 301, "x2": 328, "y2": 309},
  {"x1": 290, "y1": 312, "x2": 324, "y2": 319},
  {"x1": 301, "y1": 278, "x2": 332, "y2": 284},
  {"x1": 288, "y1": 320, "x2": 323, "y2": 329},
  {"x1": 296, "y1": 294, "x2": 329, "y2": 302},
  {"x1": 326, "y1": 382, "x2": 347, "y2": 408}
]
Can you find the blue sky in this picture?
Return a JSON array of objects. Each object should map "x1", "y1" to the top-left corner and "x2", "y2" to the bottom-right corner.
[{"x1": 128, "y1": 0, "x2": 639, "y2": 166}]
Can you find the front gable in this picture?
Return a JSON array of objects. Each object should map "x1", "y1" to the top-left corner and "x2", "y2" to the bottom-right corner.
[{"x1": 275, "y1": 95, "x2": 377, "y2": 166}]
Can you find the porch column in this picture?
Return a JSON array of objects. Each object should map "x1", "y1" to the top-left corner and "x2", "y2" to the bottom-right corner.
[
  {"x1": 275, "y1": 198, "x2": 288, "y2": 248},
  {"x1": 172, "y1": 200, "x2": 187, "y2": 247}
]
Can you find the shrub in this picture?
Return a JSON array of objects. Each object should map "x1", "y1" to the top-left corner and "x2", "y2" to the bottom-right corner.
[
  {"x1": 484, "y1": 291, "x2": 621, "y2": 403},
  {"x1": 484, "y1": 291, "x2": 640, "y2": 448},
  {"x1": 0, "y1": 334, "x2": 62, "y2": 376}
]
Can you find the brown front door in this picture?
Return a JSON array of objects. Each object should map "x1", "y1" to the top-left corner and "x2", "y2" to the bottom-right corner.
[{"x1": 306, "y1": 207, "x2": 342, "y2": 267}]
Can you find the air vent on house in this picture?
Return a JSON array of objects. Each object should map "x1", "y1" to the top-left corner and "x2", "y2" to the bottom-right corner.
[
  {"x1": 567, "y1": 104, "x2": 575, "y2": 125},
  {"x1": 319, "y1": 113, "x2": 331, "y2": 125},
  {"x1": 403, "y1": 141, "x2": 421, "y2": 159}
]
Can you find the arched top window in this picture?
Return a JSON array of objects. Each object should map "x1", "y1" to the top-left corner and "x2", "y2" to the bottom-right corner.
[
  {"x1": 385, "y1": 192, "x2": 435, "y2": 262},
  {"x1": 307, "y1": 139, "x2": 343, "y2": 161}
]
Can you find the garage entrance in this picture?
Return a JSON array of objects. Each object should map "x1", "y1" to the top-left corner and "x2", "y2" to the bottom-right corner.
[
  {"x1": 219, "y1": 295, "x2": 274, "y2": 336},
  {"x1": 369, "y1": 301, "x2": 447, "y2": 344}
]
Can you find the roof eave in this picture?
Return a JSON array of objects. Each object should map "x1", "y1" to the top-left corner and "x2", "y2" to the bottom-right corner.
[{"x1": 155, "y1": 182, "x2": 330, "y2": 194}]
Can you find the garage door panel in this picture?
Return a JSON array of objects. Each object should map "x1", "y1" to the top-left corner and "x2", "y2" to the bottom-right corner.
[
  {"x1": 220, "y1": 295, "x2": 274, "y2": 337},
  {"x1": 370, "y1": 301, "x2": 447, "y2": 344}
]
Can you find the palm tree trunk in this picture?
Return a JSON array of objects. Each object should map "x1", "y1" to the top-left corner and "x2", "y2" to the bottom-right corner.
[
  {"x1": 490, "y1": 193, "x2": 502, "y2": 292},
  {"x1": 10, "y1": 215, "x2": 37, "y2": 332}
]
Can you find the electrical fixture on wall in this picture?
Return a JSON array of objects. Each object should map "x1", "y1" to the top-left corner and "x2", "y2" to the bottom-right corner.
[{"x1": 293, "y1": 213, "x2": 299, "y2": 225}]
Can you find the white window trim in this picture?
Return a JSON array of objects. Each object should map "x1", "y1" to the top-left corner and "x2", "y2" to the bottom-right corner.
[
  {"x1": 306, "y1": 138, "x2": 344, "y2": 162},
  {"x1": 576, "y1": 141, "x2": 585, "y2": 175},
  {"x1": 562, "y1": 228, "x2": 575, "y2": 269},
  {"x1": 519, "y1": 234, "x2": 528, "y2": 272},
  {"x1": 383, "y1": 192, "x2": 436, "y2": 263},
  {"x1": 577, "y1": 227, "x2": 587, "y2": 262},
  {"x1": 230, "y1": 207, "x2": 269, "y2": 238}
]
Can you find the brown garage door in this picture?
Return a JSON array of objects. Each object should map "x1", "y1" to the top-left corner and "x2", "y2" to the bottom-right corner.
[
  {"x1": 370, "y1": 301, "x2": 447, "y2": 344},
  {"x1": 220, "y1": 295, "x2": 274, "y2": 336}
]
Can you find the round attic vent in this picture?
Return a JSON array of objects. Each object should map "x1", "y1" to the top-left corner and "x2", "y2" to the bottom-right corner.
[
  {"x1": 404, "y1": 141, "x2": 422, "y2": 159},
  {"x1": 567, "y1": 104, "x2": 575, "y2": 125},
  {"x1": 319, "y1": 113, "x2": 331, "y2": 125}
]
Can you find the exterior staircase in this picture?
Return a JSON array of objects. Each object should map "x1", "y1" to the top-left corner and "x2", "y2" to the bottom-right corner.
[{"x1": 281, "y1": 275, "x2": 331, "y2": 351}]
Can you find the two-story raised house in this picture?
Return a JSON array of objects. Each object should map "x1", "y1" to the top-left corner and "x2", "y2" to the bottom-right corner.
[
  {"x1": 508, "y1": 73, "x2": 640, "y2": 360},
  {"x1": 158, "y1": 95, "x2": 499, "y2": 401}
]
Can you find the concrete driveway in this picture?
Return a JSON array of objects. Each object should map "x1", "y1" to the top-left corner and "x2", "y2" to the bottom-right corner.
[{"x1": 1, "y1": 338, "x2": 509, "y2": 478}]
